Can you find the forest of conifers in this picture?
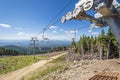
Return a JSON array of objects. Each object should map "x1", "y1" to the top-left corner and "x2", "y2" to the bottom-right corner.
[
  {"x1": 71, "y1": 28, "x2": 119, "y2": 59},
  {"x1": 0, "y1": 48, "x2": 21, "y2": 56}
]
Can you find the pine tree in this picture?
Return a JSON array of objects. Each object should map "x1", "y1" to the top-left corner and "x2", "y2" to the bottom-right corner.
[
  {"x1": 74, "y1": 28, "x2": 119, "y2": 59},
  {"x1": 107, "y1": 28, "x2": 118, "y2": 58},
  {"x1": 71, "y1": 38, "x2": 76, "y2": 48}
]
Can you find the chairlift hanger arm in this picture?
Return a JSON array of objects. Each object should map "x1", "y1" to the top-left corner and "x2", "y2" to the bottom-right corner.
[
  {"x1": 61, "y1": 0, "x2": 120, "y2": 44},
  {"x1": 61, "y1": 0, "x2": 108, "y2": 27},
  {"x1": 42, "y1": 28, "x2": 49, "y2": 40},
  {"x1": 62, "y1": 11, "x2": 107, "y2": 28}
]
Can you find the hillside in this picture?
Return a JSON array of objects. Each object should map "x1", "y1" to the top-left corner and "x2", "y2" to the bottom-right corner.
[{"x1": 1, "y1": 45, "x2": 28, "y2": 54}]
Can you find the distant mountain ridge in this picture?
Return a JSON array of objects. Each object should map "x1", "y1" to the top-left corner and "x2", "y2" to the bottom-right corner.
[
  {"x1": 0, "y1": 40, "x2": 29, "y2": 47},
  {"x1": 1, "y1": 45, "x2": 28, "y2": 53},
  {"x1": 0, "y1": 40, "x2": 70, "y2": 54},
  {"x1": 0, "y1": 40, "x2": 70, "y2": 47}
]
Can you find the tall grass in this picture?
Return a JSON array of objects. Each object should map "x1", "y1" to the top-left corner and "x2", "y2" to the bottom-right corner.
[
  {"x1": 28, "y1": 54, "x2": 67, "y2": 80},
  {"x1": 0, "y1": 55, "x2": 49, "y2": 74}
]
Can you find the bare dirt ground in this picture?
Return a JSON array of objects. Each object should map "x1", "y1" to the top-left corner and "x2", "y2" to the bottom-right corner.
[
  {"x1": 0, "y1": 53, "x2": 66, "y2": 80},
  {"x1": 42, "y1": 59, "x2": 120, "y2": 80}
]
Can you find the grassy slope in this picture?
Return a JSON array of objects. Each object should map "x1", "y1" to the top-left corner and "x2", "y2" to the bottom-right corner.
[
  {"x1": 0, "y1": 55, "x2": 51, "y2": 74},
  {"x1": 28, "y1": 54, "x2": 68, "y2": 80}
]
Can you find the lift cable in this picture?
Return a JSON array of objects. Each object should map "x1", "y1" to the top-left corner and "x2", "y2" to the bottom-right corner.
[
  {"x1": 45, "y1": 0, "x2": 73, "y2": 29},
  {"x1": 36, "y1": 0, "x2": 73, "y2": 37},
  {"x1": 34, "y1": 0, "x2": 74, "y2": 53}
]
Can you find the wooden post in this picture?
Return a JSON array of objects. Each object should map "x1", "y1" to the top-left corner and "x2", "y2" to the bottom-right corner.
[
  {"x1": 99, "y1": 46, "x2": 103, "y2": 60},
  {"x1": 81, "y1": 43, "x2": 84, "y2": 59},
  {"x1": 107, "y1": 40, "x2": 110, "y2": 59},
  {"x1": 118, "y1": 46, "x2": 120, "y2": 58},
  {"x1": 90, "y1": 44, "x2": 94, "y2": 54},
  {"x1": 88, "y1": 43, "x2": 90, "y2": 53}
]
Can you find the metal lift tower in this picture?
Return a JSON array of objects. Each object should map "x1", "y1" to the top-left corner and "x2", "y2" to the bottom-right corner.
[
  {"x1": 61, "y1": 0, "x2": 120, "y2": 45},
  {"x1": 30, "y1": 37, "x2": 38, "y2": 59}
]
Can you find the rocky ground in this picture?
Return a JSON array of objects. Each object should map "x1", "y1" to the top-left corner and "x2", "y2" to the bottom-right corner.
[{"x1": 41, "y1": 59, "x2": 120, "y2": 80}]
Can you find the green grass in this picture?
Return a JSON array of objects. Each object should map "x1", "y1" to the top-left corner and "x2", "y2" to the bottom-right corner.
[
  {"x1": 51, "y1": 54, "x2": 66, "y2": 63},
  {"x1": 0, "y1": 55, "x2": 50, "y2": 74},
  {"x1": 29, "y1": 64, "x2": 62, "y2": 80},
  {"x1": 28, "y1": 54, "x2": 67, "y2": 80}
]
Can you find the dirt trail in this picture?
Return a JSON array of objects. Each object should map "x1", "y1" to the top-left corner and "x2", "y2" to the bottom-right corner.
[{"x1": 0, "y1": 53, "x2": 66, "y2": 80}]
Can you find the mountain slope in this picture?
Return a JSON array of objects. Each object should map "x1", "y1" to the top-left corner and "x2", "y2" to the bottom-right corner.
[{"x1": 1, "y1": 45, "x2": 28, "y2": 53}]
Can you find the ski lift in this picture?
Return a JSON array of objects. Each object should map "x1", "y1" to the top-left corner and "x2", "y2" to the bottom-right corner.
[
  {"x1": 41, "y1": 28, "x2": 51, "y2": 52},
  {"x1": 42, "y1": 28, "x2": 49, "y2": 40}
]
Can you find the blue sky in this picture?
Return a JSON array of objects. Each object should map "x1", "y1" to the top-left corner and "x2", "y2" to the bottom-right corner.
[{"x1": 0, "y1": 0, "x2": 109, "y2": 41}]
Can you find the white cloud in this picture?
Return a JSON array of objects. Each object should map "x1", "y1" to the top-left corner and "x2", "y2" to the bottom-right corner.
[
  {"x1": 88, "y1": 30, "x2": 92, "y2": 33},
  {"x1": 0, "y1": 24, "x2": 11, "y2": 28},
  {"x1": 64, "y1": 30, "x2": 77, "y2": 35},
  {"x1": 91, "y1": 32, "x2": 99, "y2": 35},
  {"x1": 17, "y1": 32, "x2": 25, "y2": 35},
  {"x1": 17, "y1": 32, "x2": 35, "y2": 36},
  {"x1": 49, "y1": 26, "x2": 58, "y2": 29},
  {"x1": 69, "y1": 30, "x2": 77, "y2": 33},
  {"x1": 53, "y1": 30, "x2": 56, "y2": 33},
  {"x1": 63, "y1": 30, "x2": 73, "y2": 38},
  {"x1": 14, "y1": 27, "x2": 22, "y2": 30},
  {"x1": 45, "y1": 34, "x2": 72, "y2": 40},
  {"x1": 60, "y1": 29, "x2": 63, "y2": 31},
  {"x1": 64, "y1": 31, "x2": 70, "y2": 35}
]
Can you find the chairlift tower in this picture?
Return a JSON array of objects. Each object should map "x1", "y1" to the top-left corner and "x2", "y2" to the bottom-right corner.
[
  {"x1": 72, "y1": 29, "x2": 76, "y2": 43},
  {"x1": 30, "y1": 37, "x2": 38, "y2": 59},
  {"x1": 71, "y1": 29, "x2": 77, "y2": 49}
]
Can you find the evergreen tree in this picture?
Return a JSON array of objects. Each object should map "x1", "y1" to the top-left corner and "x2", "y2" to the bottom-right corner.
[
  {"x1": 71, "y1": 38, "x2": 76, "y2": 48},
  {"x1": 75, "y1": 28, "x2": 119, "y2": 58},
  {"x1": 107, "y1": 28, "x2": 118, "y2": 58}
]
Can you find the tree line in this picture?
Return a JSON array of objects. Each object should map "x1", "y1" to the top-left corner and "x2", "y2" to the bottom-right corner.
[
  {"x1": 50, "y1": 46, "x2": 68, "y2": 52},
  {"x1": 0, "y1": 48, "x2": 24, "y2": 56},
  {"x1": 71, "y1": 28, "x2": 119, "y2": 59}
]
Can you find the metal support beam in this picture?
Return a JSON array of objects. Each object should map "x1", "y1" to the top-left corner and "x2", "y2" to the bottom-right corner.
[
  {"x1": 105, "y1": 17, "x2": 120, "y2": 44},
  {"x1": 61, "y1": 0, "x2": 120, "y2": 45}
]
